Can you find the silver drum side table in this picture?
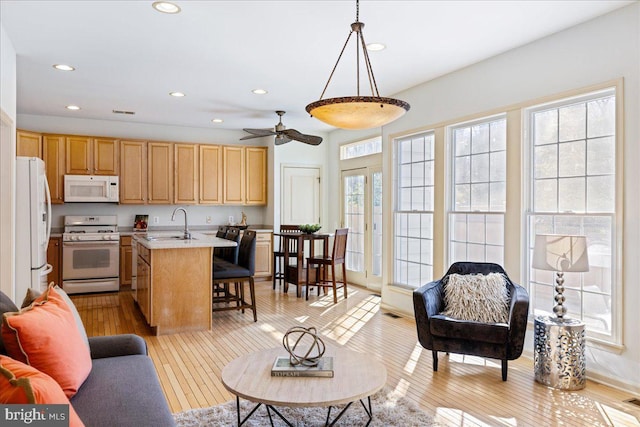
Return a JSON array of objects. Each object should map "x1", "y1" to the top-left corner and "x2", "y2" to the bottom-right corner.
[{"x1": 534, "y1": 315, "x2": 586, "y2": 390}]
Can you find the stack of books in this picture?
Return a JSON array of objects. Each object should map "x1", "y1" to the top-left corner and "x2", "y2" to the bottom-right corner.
[{"x1": 271, "y1": 356, "x2": 334, "y2": 378}]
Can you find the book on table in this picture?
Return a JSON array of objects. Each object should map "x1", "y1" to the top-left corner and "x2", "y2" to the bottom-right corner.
[{"x1": 271, "y1": 356, "x2": 334, "y2": 378}]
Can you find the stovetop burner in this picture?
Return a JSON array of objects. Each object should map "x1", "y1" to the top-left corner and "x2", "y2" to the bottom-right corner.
[{"x1": 63, "y1": 215, "x2": 119, "y2": 242}]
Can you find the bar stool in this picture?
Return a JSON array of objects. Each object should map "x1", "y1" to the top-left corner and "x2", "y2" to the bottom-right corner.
[
  {"x1": 273, "y1": 225, "x2": 300, "y2": 289},
  {"x1": 212, "y1": 230, "x2": 257, "y2": 321},
  {"x1": 306, "y1": 228, "x2": 349, "y2": 304}
]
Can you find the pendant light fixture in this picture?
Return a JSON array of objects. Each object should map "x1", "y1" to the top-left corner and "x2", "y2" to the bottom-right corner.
[{"x1": 305, "y1": 0, "x2": 410, "y2": 130}]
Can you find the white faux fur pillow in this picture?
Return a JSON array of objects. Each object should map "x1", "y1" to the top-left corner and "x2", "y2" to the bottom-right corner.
[{"x1": 441, "y1": 272, "x2": 510, "y2": 323}]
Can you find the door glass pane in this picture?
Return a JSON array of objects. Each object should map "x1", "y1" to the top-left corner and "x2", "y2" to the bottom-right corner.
[
  {"x1": 372, "y1": 172, "x2": 383, "y2": 277},
  {"x1": 344, "y1": 175, "x2": 365, "y2": 272}
]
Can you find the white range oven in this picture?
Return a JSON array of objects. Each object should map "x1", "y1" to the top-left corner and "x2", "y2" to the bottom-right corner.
[{"x1": 62, "y1": 215, "x2": 120, "y2": 294}]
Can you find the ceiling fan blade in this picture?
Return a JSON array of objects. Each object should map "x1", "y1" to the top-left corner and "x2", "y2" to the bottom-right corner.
[
  {"x1": 274, "y1": 134, "x2": 293, "y2": 145},
  {"x1": 282, "y1": 129, "x2": 323, "y2": 146},
  {"x1": 240, "y1": 128, "x2": 276, "y2": 140}
]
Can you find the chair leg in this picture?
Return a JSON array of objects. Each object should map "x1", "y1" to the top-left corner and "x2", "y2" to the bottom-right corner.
[
  {"x1": 342, "y1": 262, "x2": 347, "y2": 300},
  {"x1": 272, "y1": 255, "x2": 277, "y2": 290},
  {"x1": 501, "y1": 360, "x2": 508, "y2": 381},
  {"x1": 305, "y1": 263, "x2": 310, "y2": 300},
  {"x1": 432, "y1": 351, "x2": 438, "y2": 371},
  {"x1": 331, "y1": 264, "x2": 338, "y2": 304},
  {"x1": 249, "y1": 277, "x2": 257, "y2": 322}
]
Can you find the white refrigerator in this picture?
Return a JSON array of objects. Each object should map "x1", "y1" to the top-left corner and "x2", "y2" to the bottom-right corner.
[{"x1": 15, "y1": 157, "x2": 52, "y2": 301}]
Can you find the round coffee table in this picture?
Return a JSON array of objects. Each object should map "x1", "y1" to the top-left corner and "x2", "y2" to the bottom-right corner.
[{"x1": 221, "y1": 346, "x2": 387, "y2": 426}]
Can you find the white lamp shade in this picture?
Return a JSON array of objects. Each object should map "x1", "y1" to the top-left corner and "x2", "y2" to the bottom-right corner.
[{"x1": 532, "y1": 234, "x2": 590, "y2": 272}]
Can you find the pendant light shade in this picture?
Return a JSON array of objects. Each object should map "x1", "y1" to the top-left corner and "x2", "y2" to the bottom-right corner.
[{"x1": 306, "y1": 1, "x2": 410, "y2": 130}]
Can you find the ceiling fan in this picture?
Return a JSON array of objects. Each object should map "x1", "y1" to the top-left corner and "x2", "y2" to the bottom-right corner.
[{"x1": 240, "y1": 111, "x2": 323, "y2": 146}]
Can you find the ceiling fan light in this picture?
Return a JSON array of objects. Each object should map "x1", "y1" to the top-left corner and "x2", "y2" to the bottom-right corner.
[{"x1": 306, "y1": 96, "x2": 409, "y2": 130}]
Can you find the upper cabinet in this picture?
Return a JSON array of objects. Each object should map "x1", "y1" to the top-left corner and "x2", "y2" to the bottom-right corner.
[
  {"x1": 17, "y1": 130, "x2": 42, "y2": 158},
  {"x1": 245, "y1": 147, "x2": 267, "y2": 205},
  {"x1": 223, "y1": 146, "x2": 268, "y2": 205},
  {"x1": 42, "y1": 135, "x2": 66, "y2": 204},
  {"x1": 199, "y1": 145, "x2": 222, "y2": 205},
  {"x1": 120, "y1": 140, "x2": 147, "y2": 204},
  {"x1": 148, "y1": 142, "x2": 173, "y2": 204},
  {"x1": 223, "y1": 146, "x2": 246, "y2": 204},
  {"x1": 16, "y1": 129, "x2": 267, "y2": 206},
  {"x1": 66, "y1": 136, "x2": 118, "y2": 175},
  {"x1": 174, "y1": 143, "x2": 199, "y2": 204}
]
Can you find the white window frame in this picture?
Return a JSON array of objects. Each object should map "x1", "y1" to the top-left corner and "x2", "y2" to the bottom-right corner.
[
  {"x1": 392, "y1": 131, "x2": 435, "y2": 288},
  {"x1": 447, "y1": 115, "x2": 507, "y2": 266},
  {"x1": 523, "y1": 87, "x2": 622, "y2": 346}
]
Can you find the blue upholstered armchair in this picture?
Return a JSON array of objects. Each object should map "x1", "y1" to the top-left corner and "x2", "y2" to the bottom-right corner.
[{"x1": 412, "y1": 262, "x2": 529, "y2": 381}]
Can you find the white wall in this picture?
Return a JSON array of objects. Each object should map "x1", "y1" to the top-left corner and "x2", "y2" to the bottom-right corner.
[
  {"x1": 328, "y1": 3, "x2": 640, "y2": 392},
  {"x1": 0, "y1": 23, "x2": 17, "y2": 299}
]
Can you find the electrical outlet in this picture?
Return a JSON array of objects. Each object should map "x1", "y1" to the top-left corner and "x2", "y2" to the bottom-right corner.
[
  {"x1": 153, "y1": 216, "x2": 159, "y2": 224},
  {"x1": 228, "y1": 215, "x2": 234, "y2": 225},
  {"x1": 206, "y1": 216, "x2": 212, "y2": 224}
]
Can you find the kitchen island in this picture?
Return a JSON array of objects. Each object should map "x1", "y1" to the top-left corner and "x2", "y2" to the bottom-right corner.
[{"x1": 133, "y1": 232, "x2": 236, "y2": 335}]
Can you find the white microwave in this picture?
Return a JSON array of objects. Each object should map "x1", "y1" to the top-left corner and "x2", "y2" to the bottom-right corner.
[{"x1": 64, "y1": 175, "x2": 119, "y2": 203}]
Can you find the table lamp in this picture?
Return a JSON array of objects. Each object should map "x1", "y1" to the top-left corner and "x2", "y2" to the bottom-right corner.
[{"x1": 532, "y1": 234, "x2": 589, "y2": 319}]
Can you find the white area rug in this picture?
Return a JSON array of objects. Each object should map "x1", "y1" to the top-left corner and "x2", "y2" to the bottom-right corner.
[{"x1": 174, "y1": 386, "x2": 437, "y2": 426}]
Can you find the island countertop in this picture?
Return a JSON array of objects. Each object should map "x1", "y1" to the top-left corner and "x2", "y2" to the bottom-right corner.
[{"x1": 132, "y1": 231, "x2": 237, "y2": 250}]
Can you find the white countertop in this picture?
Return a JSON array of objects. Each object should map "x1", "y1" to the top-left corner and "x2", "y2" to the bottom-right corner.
[{"x1": 133, "y1": 231, "x2": 237, "y2": 250}]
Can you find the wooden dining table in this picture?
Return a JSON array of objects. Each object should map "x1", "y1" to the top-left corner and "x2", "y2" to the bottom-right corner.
[{"x1": 273, "y1": 232, "x2": 331, "y2": 297}]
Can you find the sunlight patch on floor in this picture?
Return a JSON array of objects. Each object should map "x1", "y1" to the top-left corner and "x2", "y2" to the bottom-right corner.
[
  {"x1": 294, "y1": 315, "x2": 309, "y2": 323},
  {"x1": 259, "y1": 323, "x2": 284, "y2": 341},
  {"x1": 381, "y1": 378, "x2": 410, "y2": 409},
  {"x1": 320, "y1": 294, "x2": 380, "y2": 345},
  {"x1": 449, "y1": 353, "x2": 500, "y2": 368},
  {"x1": 435, "y1": 408, "x2": 500, "y2": 426},
  {"x1": 403, "y1": 342, "x2": 423, "y2": 375},
  {"x1": 596, "y1": 402, "x2": 640, "y2": 426}
]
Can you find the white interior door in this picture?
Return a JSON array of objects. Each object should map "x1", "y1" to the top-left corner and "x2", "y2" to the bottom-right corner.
[
  {"x1": 342, "y1": 166, "x2": 382, "y2": 289},
  {"x1": 281, "y1": 166, "x2": 321, "y2": 225}
]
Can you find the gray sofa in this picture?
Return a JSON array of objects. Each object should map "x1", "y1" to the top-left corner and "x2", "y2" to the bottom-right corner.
[{"x1": 0, "y1": 291, "x2": 175, "y2": 427}]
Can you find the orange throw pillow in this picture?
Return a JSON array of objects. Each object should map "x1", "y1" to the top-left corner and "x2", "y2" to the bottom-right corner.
[
  {"x1": 0, "y1": 355, "x2": 84, "y2": 426},
  {"x1": 1, "y1": 286, "x2": 92, "y2": 398}
]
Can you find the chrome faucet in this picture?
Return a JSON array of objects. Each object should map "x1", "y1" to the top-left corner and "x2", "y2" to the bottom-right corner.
[{"x1": 171, "y1": 207, "x2": 191, "y2": 239}]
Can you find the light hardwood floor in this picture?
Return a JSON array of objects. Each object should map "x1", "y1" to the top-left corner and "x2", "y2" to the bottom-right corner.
[{"x1": 72, "y1": 284, "x2": 640, "y2": 426}]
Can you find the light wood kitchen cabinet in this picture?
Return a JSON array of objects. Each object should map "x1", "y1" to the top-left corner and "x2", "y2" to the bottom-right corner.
[
  {"x1": 254, "y1": 231, "x2": 273, "y2": 280},
  {"x1": 148, "y1": 142, "x2": 173, "y2": 204},
  {"x1": 17, "y1": 130, "x2": 42, "y2": 158},
  {"x1": 245, "y1": 147, "x2": 267, "y2": 205},
  {"x1": 199, "y1": 145, "x2": 222, "y2": 204},
  {"x1": 66, "y1": 136, "x2": 118, "y2": 175},
  {"x1": 136, "y1": 243, "x2": 151, "y2": 323},
  {"x1": 47, "y1": 236, "x2": 62, "y2": 287},
  {"x1": 42, "y1": 135, "x2": 66, "y2": 204},
  {"x1": 223, "y1": 146, "x2": 245, "y2": 204},
  {"x1": 120, "y1": 236, "x2": 133, "y2": 286},
  {"x1": 120, "y1": 140, "x2": 147, "y2": 204},
  {"x1": 174, "y1": 143, "x2": 198, "y2": 204}
]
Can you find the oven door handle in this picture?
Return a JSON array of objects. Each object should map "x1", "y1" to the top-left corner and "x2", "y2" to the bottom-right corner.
[{"x1": 63, "y1": 241, "x2": 120, "y2": 247}]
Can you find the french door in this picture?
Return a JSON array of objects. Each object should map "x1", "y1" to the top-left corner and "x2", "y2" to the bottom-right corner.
[{"x1": 341, "y1": 166, "x2": 382, "y2": 289}]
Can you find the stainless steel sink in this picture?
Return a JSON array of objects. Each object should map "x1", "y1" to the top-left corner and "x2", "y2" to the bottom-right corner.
[{"x1": 145, "y1": 235, "x2": 196, "y2": 241}]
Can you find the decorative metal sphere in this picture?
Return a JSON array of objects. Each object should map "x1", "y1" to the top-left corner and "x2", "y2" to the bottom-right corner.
[{"x1": 282, "y1": 326, "x2": 326, "y2": 367}]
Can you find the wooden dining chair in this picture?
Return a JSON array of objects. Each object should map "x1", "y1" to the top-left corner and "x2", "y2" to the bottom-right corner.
[
  {"x1": 273, "y1": 225, "x2": 301, "y2": 289},
  {"x1": 305, "y1": 228, "x2": 349, "y2": 303}
]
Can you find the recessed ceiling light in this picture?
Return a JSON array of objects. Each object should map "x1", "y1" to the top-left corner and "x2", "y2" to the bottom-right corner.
[
  {"x1": 152, "y1": 1, "x2": 181, "y2": 14},
  {"x1": 252, "y1": 89, "x2": 268, "y2": 95},
  {"x1": 366, "y1": 43, "x2": 386, "y2": 51},
  {"x1": 211, "y1": 118, "x2": 224, "y2": 123},
  {"x1": 53, "y1": 64, "x2": 75, "y2": 71},
  {"x1": 66, "y1": 105, "x2": 81, "y2": 111},
  {"x1": 169, "y1": 92, "x2": 185, "y2": 97}
]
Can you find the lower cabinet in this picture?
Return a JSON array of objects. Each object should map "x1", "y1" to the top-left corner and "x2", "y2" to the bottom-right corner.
[
  {"x1": 136, "y1": 243, "x2": 151, "y2": 323},
  {"x1": 47, "y1": 236, "x2": 62, "y2": 287},
  {"x1": 120, "y1": 236, "x2": 133, "y2": 286},
  {"x1": 254, "y1": 231, "x2": 273, "y2": 280}
]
